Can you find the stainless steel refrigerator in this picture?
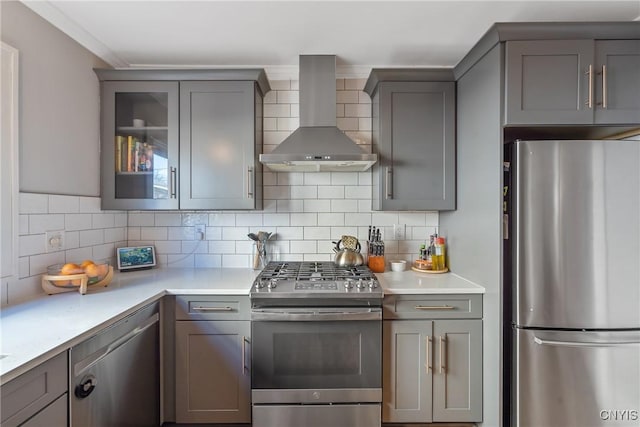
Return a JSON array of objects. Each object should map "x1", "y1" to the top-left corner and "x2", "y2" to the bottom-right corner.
[{"x1": 506, "y1": 139, "x2": 640, "y2": 427}]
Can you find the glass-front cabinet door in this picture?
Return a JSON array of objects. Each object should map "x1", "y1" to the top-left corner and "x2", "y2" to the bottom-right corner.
[{"x1": 101, "y1": 81, "x2": 179, "y2": 210}]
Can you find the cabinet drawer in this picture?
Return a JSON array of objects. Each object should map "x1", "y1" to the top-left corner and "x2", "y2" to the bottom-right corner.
[
  {"x1": 176, "y1": 295, "x2": 250, "y2": 320},
  {"x1": 1, "y1": 352, "x2": 68, "y2": 427},
  {"x1": 383, "y1": 294, "x2": 482, "y2": 319}
]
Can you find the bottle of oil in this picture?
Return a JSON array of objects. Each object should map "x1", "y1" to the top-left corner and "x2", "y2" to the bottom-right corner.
[{"x1": 434, "y1": 237, "x2": 446, "y2": 270}]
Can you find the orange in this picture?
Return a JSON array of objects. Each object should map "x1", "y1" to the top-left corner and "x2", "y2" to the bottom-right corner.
[
  {"x1": 61, "y1": 263, "x2": 83, "y2": 275},
  {"x1": 84, "y1": 263, "x2": 100, "y2": 278},
  {"x1": 80, "y1": 260, "x2": 95, "y2": 268}
]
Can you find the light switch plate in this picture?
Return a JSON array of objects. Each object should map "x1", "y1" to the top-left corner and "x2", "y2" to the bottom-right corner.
[{"x1": 393, "y1": 224, "x2": 405, "y2": 240}]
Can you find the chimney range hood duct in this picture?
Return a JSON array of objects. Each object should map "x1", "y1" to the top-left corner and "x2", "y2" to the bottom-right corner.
[{"x1": 259, "y1": 55, "x2": 377, "y2": 172}]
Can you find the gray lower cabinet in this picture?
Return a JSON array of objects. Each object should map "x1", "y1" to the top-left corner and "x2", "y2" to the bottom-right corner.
[
  {"x1": 0, "y1": 352, "x2": 68, "y2": 427},
  {"x1": 382, "y1": 294, "x2": 482, "y2": 424},
  {"x1": 175, "y1": 295, "x2": 251, "y2": 424},
  {"x1": 365, "y1": 72, "x2": 456, "y2": 211},
  {"x1": 505, "y1": 39, "x2": 640, "y2": 125}
]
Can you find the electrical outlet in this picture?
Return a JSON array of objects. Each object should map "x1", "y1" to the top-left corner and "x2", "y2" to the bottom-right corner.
[
  {"x1": 393, "y1": 224, "x2": 406, "y2": 240},
  {"x1": 46, "y1": 231, "x2": 65, "y2": 252},
  {"x1": 195, "y1": 224, "x2": 206, "y2": 240}
]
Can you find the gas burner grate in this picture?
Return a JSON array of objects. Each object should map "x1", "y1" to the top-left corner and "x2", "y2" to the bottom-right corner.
[{"x1": 258, "y1": 261, "x2": 376, "y2": 282}]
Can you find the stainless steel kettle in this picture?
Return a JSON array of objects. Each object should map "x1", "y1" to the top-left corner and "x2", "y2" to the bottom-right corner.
[{"x1": 333, "y1": 239, "x2": 364, "y2": 267}]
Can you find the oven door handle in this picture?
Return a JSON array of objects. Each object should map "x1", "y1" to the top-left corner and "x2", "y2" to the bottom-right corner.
[{"x1": 251, "y1": 308, "x2": 382, "y2": 322}]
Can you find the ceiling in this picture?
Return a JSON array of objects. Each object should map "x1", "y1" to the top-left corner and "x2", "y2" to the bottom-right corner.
[{"x1": 23, "y1": 0, "x2": 640, "y2": 78}]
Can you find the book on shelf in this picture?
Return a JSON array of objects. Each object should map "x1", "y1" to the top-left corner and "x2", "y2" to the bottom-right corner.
[{"x1": 116, "y1": 135, "x2": 153, "y2": 173}]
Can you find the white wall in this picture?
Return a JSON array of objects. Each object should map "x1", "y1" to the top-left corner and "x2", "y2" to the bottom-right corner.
[{"x1": 0, "y1": 1, "x2": 108, "y2": 196}]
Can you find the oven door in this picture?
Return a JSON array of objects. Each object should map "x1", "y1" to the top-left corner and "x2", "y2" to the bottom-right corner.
[{"x1": 251, "y1": 307, "x2": 382, "y2": 404}]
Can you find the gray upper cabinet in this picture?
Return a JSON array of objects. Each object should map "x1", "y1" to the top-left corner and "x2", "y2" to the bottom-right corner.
[
  {"x1": 366, "y1": 71, "x2": 456, "y2": 211},
  {"x1": 594, "y1": 40, "x2": 640, "y2": 124},
  {"x1": 180, "y1": 81, "x2": 262, "y2": 210},
  {"x1": 100, "y1": 81, "x2": 180, "y2": 210},
  {"x1": 96, "y1": 69, "x2": 269, "y2": 210},
  {"x1": 505, "y1": 39, "x2": 640, "y2": 125}
]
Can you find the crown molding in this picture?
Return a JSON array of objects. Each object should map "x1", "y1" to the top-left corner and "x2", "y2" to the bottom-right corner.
[{"x1": 20, "y1": 0, "x2": 129, "y2": 67}]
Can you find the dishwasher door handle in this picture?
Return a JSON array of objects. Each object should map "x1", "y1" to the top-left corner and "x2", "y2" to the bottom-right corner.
[{"x1": 74, "y1": 313, "x2": 159, "y2": 377}]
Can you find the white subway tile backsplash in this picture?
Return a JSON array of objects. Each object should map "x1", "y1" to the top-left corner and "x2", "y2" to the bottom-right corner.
[
  {"x1": 330, "y1": 227, "x2": 359, "y2": 239},
  {"x1": 425, "y1": 212, "x2": 439, "y2": 226},
  {"x1": 222, "y1": 227, "x2": 250, "y2": 241},
  {"x1": 336, "y1": 79, "x2": 345, "y2": 90},
  {"x1": 209, "y1": 240, "x2": 236, "y2": 254},
  {"x1": 49, "y1": 195, "x2": 79, "y2": 214},
  {"x1": 141, "y1": 227, "x2": 168, "y2": 241},
  {"x1": 304, "y1": 200, "x2": 331, "y2": 212},
  {"x1": 93, "y1": 243, "x2": 117, "y2": 261},
  {"x1": 358, "y1": 91, "x2": 372, "y2": 104},
  {"x1": 291, "y1": 213, "x2": 317, "y2": 226},
  {"x1": 277, "y1": 117, "x2": 299, "y2": 131},
  {"x1": 275, "y1": 226, "x2": 304, "y2": 240},
  {"x1": 318, "y1": 186, "x2": 345, "y2": 199},
  {"x1": 129, "y1": 212, "x2": 155, "y2": 226},
  {"x1": 79, "y1": 229, "x2": 104, "y2": 247},
  {"x1": 209, "y1": 213, "x2": 236, "y2": 226},
  {"x1": 236, "y1": 214, "x2": 263, "y2": 226},
  {"x1": 222, "y1": 254, "x2": 250, "y2": 268},
  {"x1": 372, "y1": 212, "x2": 399, "y2": 226},
  {"x1": 182, "y1": 213, "x2": 209, "y2": 226},
  {"x1": 337, "y1": 117, "x2": 359, "y2": 131},
  {"x1": 18, "y1": 257, "x2": 29, "y2": 279},
  {"x1": 92, "y1": 213, "x2": 115, "y2": 229},
  {"x1": 65, "y1": 214, "x2": 93, "y2": 231},
  {"x1": 155, "y1": 213, "x2": 182, "y2": 227},
  {"x1": 336, "y1": 104, "x2": 345, "y2": 117},
  {"x1": 264, "y1": 91, "x2": 277, "y2": 104},
  {"x1": 345, "y1": 79, "x2": 367, "y2": 90},
  {"x1": 358, "y1": 118, "x2": 372, "y2": 131},
  {"x1": 236, "y1": 240, "x2": 254, "y2": 255},
  {"x1": 28, "y1": 214, "x2": 64, "y2": 234},
  {"x1": 167, "y1": 254, "x2": 195, "y2": 268},
  {"x1": 344, "y1": 213, "x2": 372, "y2": 226},
  {"x1": 337, "y1": 91, "x2": 359, "y2": 104},
  {"x1": 19, "y1": 215, "x2": 29, "y2": 235},
  {"x1": 275, "y1": 200, "x2": 301, "y2": 213},
  {"x1": 65, "y1": 247, "x2": 93, "y2": 263},
  {"x1": 263, "y1": 213, "x2": 290, "y2": 226},
  {"x1": 345, "y1": 104, "x2": 370, "y2": 118},
  {"x1": 277, "y1": 90, "x2": 299, "y2": 104},
  {"x1": 331, "y1": 199, "x2": 359, "y2": 213},
  {"x1": 154, "y1": 240, "x2": 182, "y2": 254},
  {"x1": 205, "y1": 226, "x2": 222, "y2": 240},
  {"x1": 264, "y1": 131, "x2": 292, "y2": 145},
  {"x1": 264, "y1": 117, "x2": 278, "y2": 131},
  {"x1": 290, "y1": 240, "x2": 316, "y2": 254},
  {"x1": 277, "y1": 172, "x2": 304, "y2": 186},
  {"x1": 331, "y1": 172, "x2": 358, "y2": 186},
  {"x1": 290, "y1": 104, "x2": 299, "y2": 117},
  {"x1": 304, "y1": 227, "x2": 330, "y2": 240},
  {"x1": 127, "y1": 227, "x2": 141, "y2": 240},
  {"x1": 182, "y1": 240, "x2": 209, "y2": 254},
  {"x1": 290, "y1": 80, "x2": 299, "y2": 90},
  {"x1": 168, "y1": 226, "x2": 195, "y2": 241},
  {"x1": 29, "y1": 252, "x2": 64, "y2": 276},
  {"x1": 264, "y1": 104, "x2": 290, "y2": 118},
  {"x1": 264, "y1": 186, "x2": 291, "y2": 200},
  {"x1": 291, "y1": 186, "x2": 317, "y2": 199},
  {"x1": 318, "y1": 213, "x2": 344, "y2": 226},
  {"x1": 345, "y1": 186, "x2": 371, "y2": 199},
  {"x1": 114, "y1": 213, "x2": 127, "y2": 227},
  {"x1": 104, "y1": 227, "x2": 126, "y2": 243},
  {"x1": 19, "y1": 235, "x2": 45, "y2": 257},
  {"x1": 270, "y1": 80, "x2": 291, "y2": 91},
  {"x1": 79, "y1": 196, "x2": 102, "y2": 213},
  {"x1": 19, "y1": 193, "x2": 48, "y2": 214},
  {"x1": 398, "y1": 212, "x2": 427, "y2": 226},
  {"x1": 302, "y1": 172, "x2": 330, "y2": 186},
  {"x1": 358, "y1": 172, "x2": 372, "y2": 186}
]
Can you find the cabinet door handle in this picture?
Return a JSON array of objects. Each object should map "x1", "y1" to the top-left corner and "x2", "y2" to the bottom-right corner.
[
  {"x1": 425, "y1": 336, "x2": 432, "y2": 373},
  {"x1": 385, "y1": 167, "x2": 393, "y2": 199},
  {"x1": 585, "y1": 64, "x2": 593, "y2": 109},
  {"x1": 170, "y1": 167, "x2": 177, "y2": 198},
  {"x1": 247, "y1": 167, "x2": 254, "y2": 199},
  {"x1": 439, "y1": 335, "x2": 447, "y2": 374},
  {"x1": 242, "y1": 336, "x2": 249, "y2": 375},
  {"x1": 192, "y1": 306, "x2": 233, "y2": 312},
  {"x1": 601, "y1": 65, "x2": 608, "y2": 109},
  {"x1": 415, "y1": 305, "x2": 455, "y2": 310}
]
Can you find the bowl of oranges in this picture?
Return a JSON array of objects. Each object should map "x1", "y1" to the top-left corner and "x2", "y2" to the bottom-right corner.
[{"x1": 42, "y1": 259, "x2": 113, "y2": 295}]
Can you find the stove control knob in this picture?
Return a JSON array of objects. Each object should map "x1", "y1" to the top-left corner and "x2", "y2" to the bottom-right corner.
[
  {"x1": 368, "y1": 280, "x2": 378, "y2": 288},
  {"x1": 268, "y1": 279, "x2": 277, "y2": 289},
  {"x1": 344, "y1": 280, "x2": 353, "y2": 289},
  {"x1": 257, "y1": 280, "x2": 265, "y2": 289},
  {"x1": 357, "y1": 279, "x2": 366, "y2": 289}
]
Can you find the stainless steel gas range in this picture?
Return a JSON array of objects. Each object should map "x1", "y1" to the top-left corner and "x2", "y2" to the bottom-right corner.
[{"x1": 250, "y1": 261, "x2": 383, "y2": 427}]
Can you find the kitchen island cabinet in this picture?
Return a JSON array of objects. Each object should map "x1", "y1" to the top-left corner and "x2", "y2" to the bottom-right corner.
[
  {"x1": 382, "y1": 294, "x2": 483, "y2": 424},
  {"x1": 174, "y1": 295, "x2": 251, "y2": 424},
  {"x1": 505, "y1": 39, "x2": 640, "y2": 125},
  {"x1": 96, "y1": 69, "x2": 269, "y2": 211},
  {"x1": 365, "y1": 70, "x2": 456, "y2": 211}
]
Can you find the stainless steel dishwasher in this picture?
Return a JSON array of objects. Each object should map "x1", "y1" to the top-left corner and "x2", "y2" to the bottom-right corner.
[{"x1": 70, "y1": 302, "x2": 160, "y2": 427}]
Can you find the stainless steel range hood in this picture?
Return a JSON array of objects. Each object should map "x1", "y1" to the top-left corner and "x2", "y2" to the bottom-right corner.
[{"x1": 259, "y1": 55, "x2": 377, "y2": 172}]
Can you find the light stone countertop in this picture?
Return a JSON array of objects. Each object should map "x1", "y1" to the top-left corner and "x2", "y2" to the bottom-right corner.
[
  {"x1": 378, "y1": 269, "x2": 486, "y2": 294},
  {"x1": 0, "y1": 266, "x2": 484, "y2": 385}
]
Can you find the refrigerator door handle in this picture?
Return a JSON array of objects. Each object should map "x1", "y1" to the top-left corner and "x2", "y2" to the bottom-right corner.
[{"x1": 534, "y1": 336, "x2": 640, "y2": 348}]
